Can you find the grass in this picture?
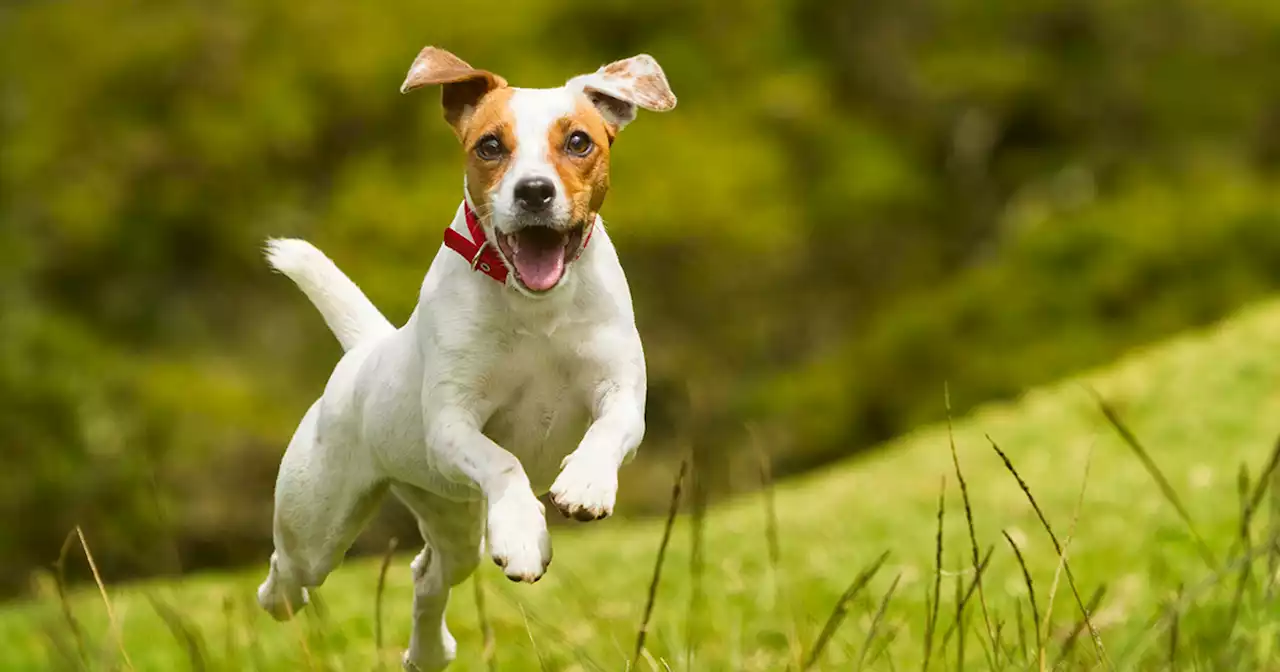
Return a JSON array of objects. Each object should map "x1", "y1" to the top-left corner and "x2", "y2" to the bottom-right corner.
[{"x1": 5, "y1": 298, "x2": 1280, "y2": 670}]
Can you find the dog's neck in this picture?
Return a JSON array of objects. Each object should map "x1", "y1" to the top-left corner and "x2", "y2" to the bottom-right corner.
[{"x1": 446, "y1": 201, "x2": 588, "y2": 320}]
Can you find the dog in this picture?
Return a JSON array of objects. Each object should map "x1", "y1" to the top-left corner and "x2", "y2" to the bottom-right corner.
[{"x1": 255, "y1": 45, "x2": 675, "y2": 670}]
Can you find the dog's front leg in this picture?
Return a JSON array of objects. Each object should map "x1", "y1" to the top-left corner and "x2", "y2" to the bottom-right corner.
[
  {"x1": 550, "y1": 377, "x2": 645, "y2": 521},
  {"x1": 426, "y1": 407, "x2": 551, "y2": 583}
]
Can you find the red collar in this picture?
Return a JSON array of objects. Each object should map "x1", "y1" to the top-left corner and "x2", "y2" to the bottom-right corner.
[
  {"x1": 443, "y1": 204, "x2": 594, "y2": 285},
  {"x1": 443, "y1": 205, "x2": 509, "y2": 283}
]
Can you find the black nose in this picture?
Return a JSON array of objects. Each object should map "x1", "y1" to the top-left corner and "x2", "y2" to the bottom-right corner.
[{"x1": 514, "y1": 177, "x2": 556, "y2": 212}]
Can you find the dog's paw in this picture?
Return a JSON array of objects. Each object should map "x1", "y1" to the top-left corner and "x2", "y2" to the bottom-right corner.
[
  {"x1": 486, "y1": 489, "x2": 551, "y2": 583},
  {"x1": 549, "y1": 454, "x2": 618, "y2": 522},
  {"x1": 257, "y1": 580, "x2": 309, "y2": 622},
  {"x1": 402, "y1": 627, "x2": 456, "y2": 672}
]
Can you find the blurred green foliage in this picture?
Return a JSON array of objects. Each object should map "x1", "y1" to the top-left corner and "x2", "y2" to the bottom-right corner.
[{"x1": 3, "y1": 0, "x2": 1280, "y2": 594}]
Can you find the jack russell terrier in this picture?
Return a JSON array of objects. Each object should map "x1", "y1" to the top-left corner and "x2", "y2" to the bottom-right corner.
[{"x1": 255, "y1": 45, "x2": 675, "y2": 670}]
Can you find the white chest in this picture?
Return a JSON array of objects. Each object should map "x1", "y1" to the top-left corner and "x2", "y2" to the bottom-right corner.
[{"x1": 479, "y1": 332, "x2": 591, "y2": 491}]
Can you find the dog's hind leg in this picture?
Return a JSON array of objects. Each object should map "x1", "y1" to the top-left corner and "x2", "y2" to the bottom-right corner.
[
  {"x1": 394, "y1": 486, "x2": 484, "y2": 671},
  {"x1": 257, "y1": 402, "x2": 386, "y2": 621}
]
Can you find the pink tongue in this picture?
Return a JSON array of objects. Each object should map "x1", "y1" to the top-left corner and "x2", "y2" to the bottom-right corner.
[{"x1": 512, "y1": 229, "x2": 566, "y2": 291}]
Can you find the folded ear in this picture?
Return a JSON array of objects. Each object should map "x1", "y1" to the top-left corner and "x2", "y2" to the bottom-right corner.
[
  {"x1": 567, "y1": 54, "x2": 676, "y2": 132},
  {"x1": 400, "y1": 46, "x2": 508, "y2": 132}
]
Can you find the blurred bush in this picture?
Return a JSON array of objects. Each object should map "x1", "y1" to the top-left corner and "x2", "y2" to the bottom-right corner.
[{"x1": 3, "y1": 0, "x2": 1280, "y2": 594}]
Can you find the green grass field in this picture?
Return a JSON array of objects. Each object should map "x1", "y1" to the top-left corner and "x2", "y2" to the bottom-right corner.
[{"x1": 4, "y1": 300, "x2": 1280, "y2": 671}]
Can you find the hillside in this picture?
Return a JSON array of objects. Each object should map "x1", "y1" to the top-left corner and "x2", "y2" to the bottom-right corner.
[
  {"x1": 9, "y1": 0, "x2": 1280, "y2": 590},
  {"x1": 3, "y1": 299, "x2": 1279, "y2": 670}
]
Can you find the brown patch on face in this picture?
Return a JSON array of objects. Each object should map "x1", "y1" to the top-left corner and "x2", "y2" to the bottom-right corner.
[
  {"x1": 548, "y1": 98, "x2": 613, "y2": 224},
  {"x1": 458, "y1": 88, "x2": 518, "y2": 214}
]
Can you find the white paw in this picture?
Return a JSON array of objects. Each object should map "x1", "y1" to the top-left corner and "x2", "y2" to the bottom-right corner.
[
  {"x1": 257, "y1": 579, "x2": 309, "y2": 622},
  {"x1": 486, "y1": 489, "x2": 551, "y2": 582},
  {"x1": 549, "y1": 454, "x2": 618, "y2": 521},
  {"x1": 402, "y1": 628, "x2": 456, "y2": 672}
]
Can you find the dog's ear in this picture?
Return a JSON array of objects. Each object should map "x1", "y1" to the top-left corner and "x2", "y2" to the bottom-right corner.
[
  {"x1": 567, "y1": 54, "x2": 676, "y2": 133},
  {"x1": 401, "y1": 46, "x2": 508, "y2": 132}
]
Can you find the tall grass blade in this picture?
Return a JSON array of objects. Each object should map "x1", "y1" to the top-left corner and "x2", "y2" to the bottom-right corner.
[
  {"x1": 945, "y1": 385, "x2": 995, "y2": 659},
  {"x1": 1270, "y1": 437, "x2": 1280, "y2": 600},
  {"x1": 1234, "y1": 435, "x2": 1280, "y2": 598},
  {"x1": 1039, "y1": 442, "x2": 1095, "y2": 670},
  {"x1": 1269, "y1": 440, "x2": 1280, "y2": 596},
  {"x1": 1003, "y1": 529, "x2": 1041, "y2": 662},
  {"x1": 987, "y1": 436, "x2": 1108, "y2": 667},
  {"x1": 222, "y1": 595, "x2": 236, "y2": 668},
  {"x1": 922, "y1": 475, "x2": 946, "y2": 672},
  {"x1": 802, "y1": 550, "x2": 890, "y2": 671},
  {"x1": 1090, "y1": 389, "x2": 1217, "y2": 569},
  {"x1": 856, "y1": 573, "x2": 902, "y2": 672},
  {"x1": 751, "y1": 426, "x2": 800, "y2": 669},
  {"x1": 38, "y1": 618, "x2": 85, "y2": 670},
  {"x1": 632, "y1": 459, "x2": 687, "y2": 669},
  {"x1": 53, "y1": 530, "x2": 89, "y2": 666},
  {"x1": 1243, "y1": 435, "x2": 1280, "y2": 527},
  {"x1": 938, "y1": 545, "x2": 994, "y2": 653},
  {"x1": 147, "y1": 593, "x2": 208, "y2": 672},
  {"x1": 685, "y1": 439, "x2": 707, "y2": 672},
  {"x1": 1228, "y1": 464, "x2": 1253, "y2": 638},
  {"x1": 1015, "y1": 600, "x2": 1028, "y2": 665},
  {"x1": 375, "y1": 536, "x2": 398, "y2": 663},
  {"x1": 992, "y1": 616, "x2": 1009, "y2": 670},
  {"x1": 1118, "y1": 526, "x2": 1280, "y2": 665},
  {"x1": 867, "y1": 624, "x2": 901, "y2": 672},
  {"x1": 953, "y1": 563, "x2": 964, "y2": 672},
  {"x1": 278, "y1": 579, "x2": 315, "y2": 671},
  {"x1": 474, "y1": 571, "x2": 496, "y2": 671},
  {"x1": 75, "y1": 526, "x2": 134, "y2": 671},
  {"x1": 519, "y1": 604, "x2": 551, "y2": 672},
  {"x1": 490, "y1": 586, "x2": 606, "y2": 672},
  {"x1": 1053, "y1": 584, "x2": 1106, "y2": 669}
]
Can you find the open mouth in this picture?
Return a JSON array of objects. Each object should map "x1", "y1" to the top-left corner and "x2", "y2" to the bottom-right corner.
[{"x1": 495, "y1": 223, "x2": 587, "y2": 292}]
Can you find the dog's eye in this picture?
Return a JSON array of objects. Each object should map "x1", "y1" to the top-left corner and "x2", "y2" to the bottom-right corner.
[
  {"x1": 475, "y1": 135, "x2": 505, "y2": 161},
  {"x1": 565, "y1": 131, "x2": 593, "y2": 157}
]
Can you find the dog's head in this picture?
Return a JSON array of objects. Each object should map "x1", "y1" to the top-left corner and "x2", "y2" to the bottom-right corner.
[{"x1": 401, "y1": 47, "x2": 676, "y2": 295}]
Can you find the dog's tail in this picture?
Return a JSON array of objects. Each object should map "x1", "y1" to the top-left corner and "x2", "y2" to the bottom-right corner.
[{"x1": 264, "y1": 238, "x2": 395, "y2": 352}]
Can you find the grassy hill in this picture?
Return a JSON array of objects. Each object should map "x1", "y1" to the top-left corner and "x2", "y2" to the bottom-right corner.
[{"x1": 3, "y1": 300, "x2": 1280, "y2": 671}]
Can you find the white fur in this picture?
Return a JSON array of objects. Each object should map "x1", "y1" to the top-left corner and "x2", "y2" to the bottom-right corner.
[
  {"x1": 490, "y1": 88, "x2": 577, "y2": 231},
  {"x1": 566, "y1": 54, "x2": 677, "y2": 129},
  {"x1": 259, "y1": 202, "x2": 644, "y2": 672},
  {"x1": 258, "y1": 61, "x2": 669, "y2": 671},
  {"x1": 265, "y1": 238, "x2": 395, "y2": 351}
]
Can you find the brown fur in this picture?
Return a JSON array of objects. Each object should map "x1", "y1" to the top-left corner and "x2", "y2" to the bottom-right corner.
[
  {"x1": 597, "y1": 56, "x2": 676, "y2": 112},
  {"x1": 548, "y1": 98, "x2": 613, "y2": 225},
  {"x1": 602, "y1": 60, "x2": 632, "y2": 77},
  {"x1": 401, "y1": 47, "x2": 675, "y2": 228},
  {"x1": 459, "y1": 89, "x2": 517, "y2": 213},
  {"x1": 630, "y1": 72, "x2": 675, "y2": 108},
  {"x1": 400, "y1": 46, "x2": 507, "y2": 131}
]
